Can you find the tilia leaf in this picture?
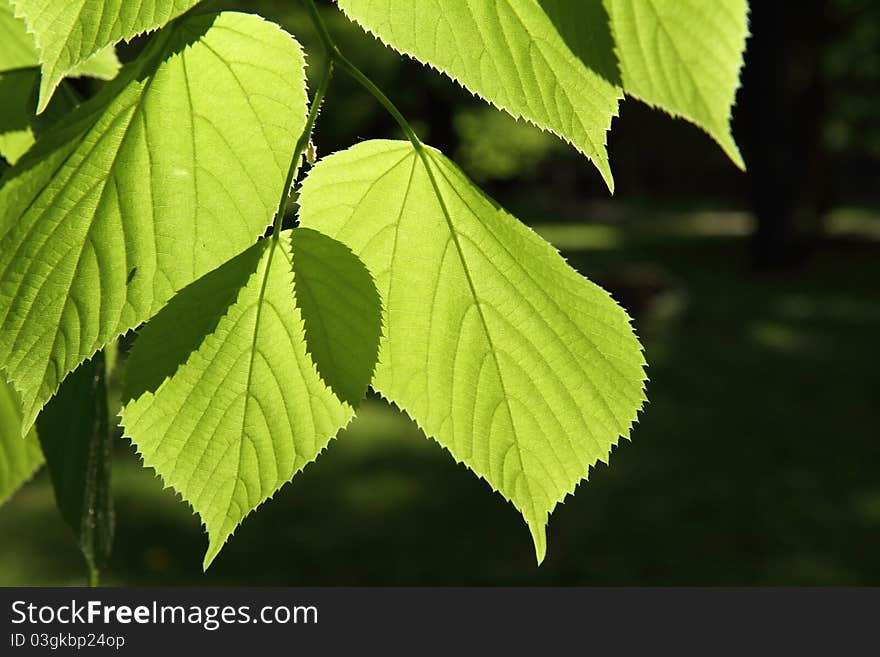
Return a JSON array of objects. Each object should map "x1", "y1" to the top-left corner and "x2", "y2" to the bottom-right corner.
[
  {"x1": 604, "y1": 0, "x2": 748, "y2": 168},
  {"x1": 337, "y1": 0, "x2": 748, "y2": 178},
  {"x1": 0, "y1": 1, "x2": 119, "y2": 83},
  {"x1": 298, "y1": 140, "x2": 648, "y2": 562},
  {"x1": 0, "y1": 1, "x2": 37, "y2": 71},
  {"x1": 0, "y1": 0, "x2": 115, "y2": 164},
  {"x1": 337, "y1": 0, "x2": 622, "y2": 190},
  {"x1": 10, "y1": 0, "x2": 199, "y2": 112},
  {"x1": 121, "y1": 233, "x2": 354, "y2": 568},
  {"x1": 0, "y1": 12, "x2": 309, "y2": 431},
  {"x1": 0, "y1": 373, "x2": 43, "y2": 507}
]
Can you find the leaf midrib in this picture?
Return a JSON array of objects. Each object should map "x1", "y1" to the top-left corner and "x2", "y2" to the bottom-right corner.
[{"x1": 413, "y1": 146, "x2": 541, "y2": 523}]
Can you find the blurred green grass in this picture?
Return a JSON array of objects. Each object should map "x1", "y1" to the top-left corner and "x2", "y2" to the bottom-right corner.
[{"x1": 1, "y1": 209, "x2": 878, "y2": 586}]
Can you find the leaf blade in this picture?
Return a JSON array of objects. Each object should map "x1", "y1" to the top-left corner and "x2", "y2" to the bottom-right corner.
[
  {"x1": 11, "y1": 0, "x2": 200, "y2": 112},
  {"x1": 0, "y1": 0, "x2": 37, "y2": 72},
  {"x1": 121, "y1": 233, "x2": 354, "y2": 567},
  {"x1": 0, "y1": 12, "x2": 309, "y2": 430},
  {"x1": 1, "y1": 1, "x2": 120, "y2": 81},
  {"x1": 0, "y1": 374, "x2": 43, "y2": 507},
  {"x1": 337, "y1": 0, "x2": 749, "y2": 176},
  {"x1": 298, "y1": 140, "x2": 647, "y2": 561},
  {"x1": 606, "y1": 0, "x2": 749, "y2": 169},
  {"x1": 337, "y1": 0, "x2": 621, "y2": 190}
]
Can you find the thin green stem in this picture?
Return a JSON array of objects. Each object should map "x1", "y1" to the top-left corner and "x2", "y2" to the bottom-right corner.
[
  {"x1": 271, "y1": 59, "x2": 335, "y2": 240},
  {"x1": 302, "y1": 0, "x2": 422, "y2": 150}
]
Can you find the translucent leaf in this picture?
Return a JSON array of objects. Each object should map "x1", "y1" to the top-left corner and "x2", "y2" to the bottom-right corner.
[
  {"x1": 121, "y1": 234, "x2": 354, "y2": 568},
  {"x1": 605, "y1": 0, "x2": 748, "y2": 168},
  {"x1": 36, "y1": 353, "x2": 113, "y2": 580},
  {"x1": 298, "y1": 140, "x2": 647, "y2": 562},
  {"x1": 0, "y1": 1, "x2": 119, "y2": 82},
  {"x1": 0, "y1": 1, "x2": 115, "y2": 164},
  {"x1": 337, "y1": 0, "x2": 749, "y2": 179},
  {"x1": 337, "y1": 0, "x2": 621, "y2": 190},
  {"x1": 291, "y1": 227, "x2": 382, "y2": 406},
  {"x1": 0, "y1": 12, "x2": 308, "y2": 432},
  {"x1": 10, "y1": 0, "x2": 198, "y2": 112},
  {"x1": 0, "y1": 373, "x2": 43, "y2": 507},
  {"x1": 0, "y1": 0, "x2": 36, "y2": 71}
]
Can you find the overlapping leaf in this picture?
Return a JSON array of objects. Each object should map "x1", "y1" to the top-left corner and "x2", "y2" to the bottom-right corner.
[
  {"x1": 337, "y1": 0, "x2": 621, "y2": 189},
  {"x1": 10, "y1": 0, "x2": 198, "y2": 112},
  {"x1": 605, "y1": 0, "x2": 748, "y2": 167},
  {"x1": 337, "y1": 0, "x2": 749, "y2": 182},
  {"x1": 0, "y1": 375, "x2": 43, "y2": 506},
  {"x1": 0, "y1": 1, "x2": 120, "y2": 83},
  {"x1": 298, "y1": 140, "x2": 647, "y2": 561},
  {"x1": 0, "y1": 12, "x2": 308, "y2": 431},
  {"x1": 0, "y1": 1, "x2": 37, "y2": 71},
  {"x1": 121, "y1": 233, "x2": 356, "y2": 567},
  {"x1": 0, "y1": 0, "x2": 116, "y2": 164}
]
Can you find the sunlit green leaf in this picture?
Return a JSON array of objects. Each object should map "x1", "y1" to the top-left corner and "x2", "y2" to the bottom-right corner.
[
  {"x1": 0, "y1": 12, "x2": 309, "y2": 431},
  {"x1": 11, "y1": 0, "x2": 196, "y2": 111},
  {"x1": 338, "y1": 0, "x2": 621, "y2": 189},
  {"x1": 337, "y1": 0, "x2": 749, "y2": 180},
  {"x1": 121, "y1": 234, "x2": 354, "y2": 567},
  {"x1": 605, "y1": 0, "x2": 748, "y2": 168},
  {"x1": 0, "y1": 374, "x2": 43, "y2": 507},
  {"x1": 299, "y1": 140, "x2": 647, "y2": 561},
  {"x1": 0, "y1": 1, "x2": 119, "y2": 83}
]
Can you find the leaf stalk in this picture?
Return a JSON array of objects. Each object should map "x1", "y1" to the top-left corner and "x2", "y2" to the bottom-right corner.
[
  {"x1": 301, "y1": 0, "x2": 422, "y2": 150},
  {"x1": 272, "y1": 59, "x2": 334, "y2": 240}
]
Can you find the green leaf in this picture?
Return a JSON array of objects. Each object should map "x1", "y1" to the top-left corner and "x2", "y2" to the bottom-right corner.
[
  {"x1": 336, "y1": 0, "x2": 748, "y2": 179},
  {"x1": 291, "y1": 227, "x2": 382, "y2": 406},
  {"x1": 121, "y1": 233, "x2": 354, "y2": 568},
  {"x1": 0, "y1": 11, "x2": 309, "y2": 432},
  {"x1": 0, "y1": 68, "x2": 79, "y2": 165},
  {"x1": 10, "y1": 0, "x2": 198, "y2": 112},
  {"x1": 0, "y1": 1, "x2": 120, "y2": 82},
  {"x1": 337, "y1": 0, "x2": 621, "y2": 190},
  {"x1": 604, "y1": 0, "x2": 748, "y2": 168},
  {"x1": 0, "y1": 0, "x2": 115, "y2": 164},
  {"x1": 36, "y1": 352, "x2": 113, "y2": 583},
  {"x1": 0, "y1": 373, "x2": 43, "y2": 506},
  {"x1": 298, "y1": 140, "x2": 647, "y2": 562},
  {"x1": 0, "y1": 0, "x2": 36, "y2": 71}
]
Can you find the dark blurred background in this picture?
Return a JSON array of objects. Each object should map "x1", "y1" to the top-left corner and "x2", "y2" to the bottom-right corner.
[{"x1": 1, "y1": 0, "x2": 878, "y2": 585}]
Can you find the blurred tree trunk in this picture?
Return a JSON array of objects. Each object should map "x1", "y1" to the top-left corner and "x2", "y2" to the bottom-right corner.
[{"x1": 740, "y1": 0, "x2": 829, "y2": 269}]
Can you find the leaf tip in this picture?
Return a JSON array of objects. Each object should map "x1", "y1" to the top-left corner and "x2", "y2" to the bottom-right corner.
[
  {"x1": 715, "y1": 128, "x2": 747, "y2": 172},
  {"x1": 528, "y1": 519, "x2": 547, "y2": 566},
  {"x1": 202, "y1": 543, "x2": 221, "y2": 572}
]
